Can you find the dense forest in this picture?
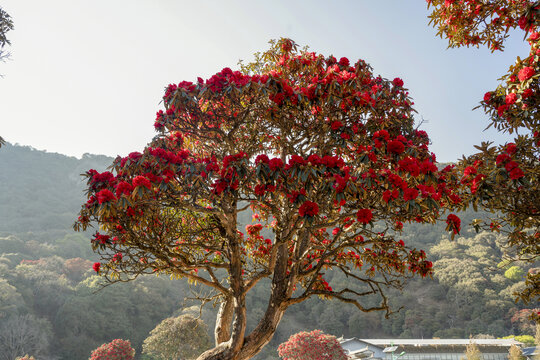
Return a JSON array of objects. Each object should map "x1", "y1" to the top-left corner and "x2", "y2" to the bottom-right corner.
[{"x1": 0, "y1": 143, "x2": 537, "y2": 360}]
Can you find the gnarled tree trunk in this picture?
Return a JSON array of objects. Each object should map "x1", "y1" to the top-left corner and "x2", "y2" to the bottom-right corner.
[{"x1": 196, "y1": 242, "x2": 291, "y2": 360}]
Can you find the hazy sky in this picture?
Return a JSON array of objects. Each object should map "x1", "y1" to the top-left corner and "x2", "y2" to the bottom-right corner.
[{"x1": 0, "y1": 0, "x2": 530, "y2": 162}]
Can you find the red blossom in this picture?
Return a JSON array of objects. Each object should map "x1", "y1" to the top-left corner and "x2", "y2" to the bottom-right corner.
[
  {"x1": 255, "y1": 154, "x2": 270, "y2": 165},
  {"x1": 522, "y1": 88, "x2": 533, "y2": 99},
  {"x1": 505, "y1": 93, "x2": 518, "y2": 104},
  {"x1": 509, "y1": 167, "x2": 525, "y2": 180},
  {"x1": 338, "y1": 57, "x2": 350, "y2": 67},
  {"x1": 403, "y1": 188, "x2": 419, "y2": 201},
  {"x1": 96, "y1": 189, "x2": 116, "y2": 204},
  {"x1": 506, "y1": 143, "x2": 517, "y2": 155},
  {"x1": 331, "y1": 121, "x2": 343, "y2": 130},
  {"x1": 387, "y1": 139, "x2": 405, "y2": 154},
  {"x1": 497, "y1": 104, "x2": 509, "y2": 116},
  {"x1": 393, "y1": 77, "x2": 404, "y2": 87},
  {"x1": 496, "y1": 153, "x2": 510, "y2": 166},
  {"x1": 93, "y1": 262, "x2": 101, "y2": 272},
  {"x1": 269, "y1": 157, "x2": 284, "y2": 170},
  {"x1": 289, "y1": 155, "x2": 306, "y2": 166},
  {"x1": 133, "y1": 175, "x2": 151, "y2": 189},
  {"x1": 518, "y1": 66, "x2": 535, "y2": 82},
  {"x1": 356, "y1": 209, "x2": 373, "y2": 224},
  {"x1": 463, "y1": 166, "x2": 477, "y2": 177},
  {"x1": 115, "y1": 181, "x2": 134, "y2": 197},
  {"x1": 446, "y1": 214, "x2": 461, "y2": 234},
  {"x1": 298, "y1": 201, "x2": 319, "y2": 217},
  {"x1": 254, "y1": 184, "x2": 266, "y2": 196},
  {"x1": 505, "y1": 160, "x2": 519, "y2": 172}
]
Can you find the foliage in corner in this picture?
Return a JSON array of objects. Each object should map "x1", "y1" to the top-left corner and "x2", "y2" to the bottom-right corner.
[
  {"x1": 427, "y1": 0, "x2": 540, "y2": 312},
  {"x1": 0, "y1": 6, "x2": 13, "y2": 62}
]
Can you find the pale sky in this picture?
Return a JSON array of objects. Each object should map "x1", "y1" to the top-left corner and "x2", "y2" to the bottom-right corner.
[{"x1": 0, "y1": 0, "x2": 530, "y2": 162}]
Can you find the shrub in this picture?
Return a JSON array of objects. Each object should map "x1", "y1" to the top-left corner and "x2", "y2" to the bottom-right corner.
[{"x1": 89, "y1": 339, "x2": 135, "y2": 360}]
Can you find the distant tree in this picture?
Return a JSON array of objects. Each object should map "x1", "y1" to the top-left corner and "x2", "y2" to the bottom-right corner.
[
  {"x1": 0, "y1": 314, "x2": 52, "y2": 360},
  {"x1": 509, "y1": 344, "x2": 525, "y2": 360},
  {"x1": 89, "y1": 339, "x2": 135, "y2": 360},
  {"x1": 505, "y1": 266, "x2": 526, "y2": 282},
  {"x1": 278, "y1": 330, "x2": 347, "y2": 360},
  {"x1": 76, "y1": 38, "x2": 462, "y2": 360},
  {"x1": 510, "y1": 308, "x2": 538, "y2": 334},
  {"x1": 64, "y1": 257, "x2": 93, "y2": 283},
  {"x1": 142, "y1": 314, "x2": 211, "y2": 360},
  {"x1": 463, "y1": 341, "x2": 483, "y2": 360},
  {"x1": 0, "y1": 277, "x2": 22, "y2": 318},
  {"x1": 13, "y1": 256, "x2": 72, "y2": 320},
  {"x1": 427, "y1": 0, "x2": 539, "y2": 310}
]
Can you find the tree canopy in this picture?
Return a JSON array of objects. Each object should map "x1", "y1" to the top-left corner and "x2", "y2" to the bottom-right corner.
[{"x1": 75, "y1": 38, "x2": 465, "y2": 360}]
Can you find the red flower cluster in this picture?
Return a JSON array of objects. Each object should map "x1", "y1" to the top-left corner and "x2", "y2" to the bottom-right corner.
[
  {"x1": 96, "y1": 189, "x2": 116, "y2": 204},
  {"x1": 403, "y1": 188, "x2": 419, "y2": 201},
  {"x1": 298, "y1": 201, "x2": 319, "y2": 217},
  {"x1": 93, "y1": 233, "x2": 111, "y2": 245},
  {"x1": 115, "y1": 181, "x2": 134, "y2": 197},
  {"x1": 356, "y1": 209, "x2": 373, "y2": 224},
  {"x1": 393, "y1": 77, "x2": 404, "y2": 87},
  {"x1": 133, "y1": 175, "x2": 152, "y2": 189},
  {"x1": 446, "y1": 214, "x2": 461, "y2": 234},
  {"x1": 518, "y1": 66, "x2": 535, "y2": 82},
  {"x1": 506, "y1": 161, "x2": 525, "y2": 180},
  {"x1": 90, "y1": 339, "x2": 135, "y2": 360},
  {"x1": 246, "y1": 224, "x2": 263, "y2": 236},
  {"x1": 387, "y1": 139, "x2": 405, "y2": 154}
]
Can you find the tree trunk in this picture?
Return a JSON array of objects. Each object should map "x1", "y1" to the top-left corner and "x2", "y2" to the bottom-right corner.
[
  {"x1": 214, "y1": 295, "x2": 234, "y2": 346},
  {"x1": 196, "y1": 242, "x2": 291, "y2": 360},
  {"x1": 196, "y1": 296, "x2": 286, "y2": 360}
]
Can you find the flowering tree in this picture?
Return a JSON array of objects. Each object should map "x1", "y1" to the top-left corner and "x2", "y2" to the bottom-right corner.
[
  {"x1": 427, "y1": 0, "x2": 539, "y2": 310},
  {"x1": 277, "y1": 330, "x2": 347, "y2": 360},
  {"x1": 75, "y1": 39, "x2": 462, "y2": 360},
  {"x1": 89, "y1": 339, "x2": 135, "y2": 360}
]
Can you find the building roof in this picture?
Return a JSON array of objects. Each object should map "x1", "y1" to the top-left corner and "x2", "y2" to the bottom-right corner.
[
  {"x1": 360, "y1": 339, "x2": 522, "y2": 346},
  {"x1": 523, "y1": 347, "x2": 539, "y2": 356},
  {"x1": 340, "y1": 338, "x2": 523, "y2": 348}
]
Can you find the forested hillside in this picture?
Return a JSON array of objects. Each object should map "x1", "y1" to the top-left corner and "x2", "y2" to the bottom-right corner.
[{"x1": 0, "y1": 143, "x2": 537, "y2": 360}]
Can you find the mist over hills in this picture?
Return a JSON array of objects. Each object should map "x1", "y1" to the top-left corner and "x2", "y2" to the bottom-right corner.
[{"x1": 0, "y1": 142, "x2": 112, "y2": 233}]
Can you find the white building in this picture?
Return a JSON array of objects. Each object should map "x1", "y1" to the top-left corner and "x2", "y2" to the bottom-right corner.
[{"x1": 339, "y1": 338, "x2": 523, "y2": 360}]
